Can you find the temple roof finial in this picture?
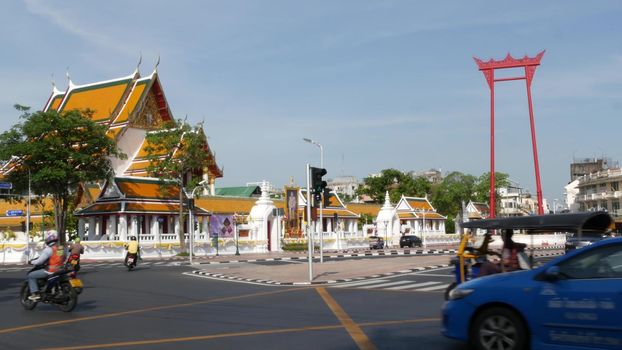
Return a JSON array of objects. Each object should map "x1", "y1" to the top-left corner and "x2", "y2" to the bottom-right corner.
[
  {"x1": 136, "y1": 51, "x2": 142, "y2": 72},
  {"x1": 65, "y1": 67, "x2": 74, "y2": 88},
  {"x1": 154, "y1": 55, "x2": 160, "y2": 72}
]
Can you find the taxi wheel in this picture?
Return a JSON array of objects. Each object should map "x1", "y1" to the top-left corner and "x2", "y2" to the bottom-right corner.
[{"x1": 470, "y1": 307, "x2": 527, "y2": 350}]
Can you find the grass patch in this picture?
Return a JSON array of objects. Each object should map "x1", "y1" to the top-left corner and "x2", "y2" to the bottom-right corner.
[{"x1": 176, "y1": 252, "x2": 190, "y2": 256}]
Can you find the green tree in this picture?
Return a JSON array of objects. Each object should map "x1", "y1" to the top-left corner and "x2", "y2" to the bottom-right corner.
[
  {"x1": 144, "y1": 120, "x2": 212, "y2": 252},
  {"x1": 0, "y1": 106, "x2": 124, "y2": 244},
  {"x1": 357, "y1": 168, "x2": 431, "y2": 203},
  {"x1": 474, "y1": 171, "x2": 510, "y2": 216},
  {"x1": 430, "y1": 171, "x2": 477, "y2": 219}
]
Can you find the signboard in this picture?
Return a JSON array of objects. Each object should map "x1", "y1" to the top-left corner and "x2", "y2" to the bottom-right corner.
[
  {"x1": 0, "y1": 182, "x2": 12, "y2": 190},
  {"x1": 284, "y1": 187, "x2": 299, "y2": 237},
  {"x1": 6, "y1": 210, "x2": 24, "y2": 216}
]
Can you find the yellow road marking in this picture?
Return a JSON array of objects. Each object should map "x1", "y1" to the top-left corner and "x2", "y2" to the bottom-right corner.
[
  {"x1": 0, "y1": 288, "x2": 297, "y2": 335},
  {"x1": 39, "y1": 318, "x2": 440, "y2": 350},
  {"x1": 316, "y1": 287, "x2": 376, "y2": 350}
]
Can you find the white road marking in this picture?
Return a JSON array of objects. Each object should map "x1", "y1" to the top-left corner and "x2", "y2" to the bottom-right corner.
[
  {"x1": 333, "y1": 279, "x2": 389, "y2": 288},
  {"x1": 359, "y1": 280, "x2": 414, "y2": 289},
  {"x1": 416, "y1": 283, "x2": 450, "y2": 291},
  {"x1": 386, "y1": 281, "x2": 441, "y2": 290}
]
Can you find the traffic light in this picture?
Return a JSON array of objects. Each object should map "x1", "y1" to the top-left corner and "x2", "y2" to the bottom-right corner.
[
  {"x1": 310, "y1": 167, "x2": 327, "y2": 207},
  {"x1": 323, "y1": 188, "x2": 331, "y2": 207},
  {"x1": 311, "y1": 167, "x2": 327, "y2": 194}
]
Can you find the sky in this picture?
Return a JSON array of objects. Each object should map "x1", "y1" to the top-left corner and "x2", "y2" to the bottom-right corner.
[{"x1": 1, "y1": 0, "x2": 621, "y2": 206}]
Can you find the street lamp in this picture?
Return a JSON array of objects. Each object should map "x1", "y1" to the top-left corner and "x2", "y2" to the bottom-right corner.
[
  {"x1": 188, "y1": 179, "x2": 208, "y2": 265},
  {"x1": 302, "y1": 137, "x2": 325, "y2": 263},
  {"x1": 384, "y1": 220, "x2": 389, "y2": 250}
]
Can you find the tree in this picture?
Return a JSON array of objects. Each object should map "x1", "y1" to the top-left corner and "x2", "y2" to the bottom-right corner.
[
  {"x1": 144, "y1": 120, "x2": 212, "y2": 253},
  {"x1": 357, "y1": 168, "x2": 431, "y2": 203},
  {"x1": 0, "y1": 106, "x2": 124, "y2": 244},
  {"x1": 474, "y1": 171, "x2": 510, "y2": 216},
  {"x1": 430, "y1": 171, "x2": 477, "y2": 219}
]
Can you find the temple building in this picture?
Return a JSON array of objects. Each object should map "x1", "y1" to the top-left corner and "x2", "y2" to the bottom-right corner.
[{"x1": 1, "y1": 66, "x2": 223, "y2": 241}]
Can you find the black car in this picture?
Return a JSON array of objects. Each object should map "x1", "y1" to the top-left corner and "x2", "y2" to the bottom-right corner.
[
  {"x1": 368, "y1": 236, "x2": 385, "y2": 249},
  {"x1": 399, "y1": 235, "x2": 422, "y2": 248}
]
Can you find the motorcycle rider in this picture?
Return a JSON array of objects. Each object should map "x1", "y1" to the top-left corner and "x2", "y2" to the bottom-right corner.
[
  {"x1": 124, "y1": 236, "x2": 139, "y2": 267},
  {"x1": 501, "y1": 229, "x2": 527, "y2": 271},
  {"x1": 27, "y1": 234, "x2": 66, "y2": 301}
]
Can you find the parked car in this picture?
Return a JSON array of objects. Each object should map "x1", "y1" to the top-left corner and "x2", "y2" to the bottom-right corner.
[
  {"x1": 368, "y1": 236, "x2": 384, "y2": 249},
  {"x1": 442, "y1": 212, "x2": 622, "y2": 350},
  {"x1": 565, "y1": 232, "x2": 610, "y2": 252},
  {"x1": 399, "y1": 235, "x2": 422, "y2": 248}
]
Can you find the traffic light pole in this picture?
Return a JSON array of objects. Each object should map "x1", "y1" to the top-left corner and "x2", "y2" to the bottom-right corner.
[{"x1": 306, "y1": 164, "x2": 313, "y2": 282}]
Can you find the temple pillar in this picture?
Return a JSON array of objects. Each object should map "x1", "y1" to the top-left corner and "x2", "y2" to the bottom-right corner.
[
  {"x1": 107, "y1": 215, "x2": 117, "y2": 240},
  {"x1": 151, "y1": 215, "x2": 160, "y2": 239},
  {"x1": 209, "y1": 177, "x2": 216, "y2": 196},
  {"x1": 202, "y1": 171, "x2": 210, "y2": 196},
  {"x1": 118, "y1": 215, "x2": 128, "y2": 241},
  {"x1": 78, "y1": 219, "x2": 86, "y2": 240},
  {"x1": 87, "y1": 217, "x2": 95, "y2": 240}
]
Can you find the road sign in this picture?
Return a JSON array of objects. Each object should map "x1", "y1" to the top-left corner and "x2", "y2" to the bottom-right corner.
[
  {"x1": 6, "y1": 210, "x2": 24, "y2": 217},
  {"x1": 0, "y1": 182, "x2": 12, "y2": 190}
]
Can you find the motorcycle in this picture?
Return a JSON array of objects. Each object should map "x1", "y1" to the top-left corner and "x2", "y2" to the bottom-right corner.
[
  {"x1": 66, "y1": 254, "x2": 83, "y2": 294},
  {"x1": 20, "y1": 264, "x2": 82, "y2": 312},
  {"x1": 125, "y1": 253, "x2": 138, "y2": 271}
]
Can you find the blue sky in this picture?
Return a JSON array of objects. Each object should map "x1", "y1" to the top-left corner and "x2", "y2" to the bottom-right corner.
[{"x1": 1, "y1": 1, "x2": 622, "y2": 205}]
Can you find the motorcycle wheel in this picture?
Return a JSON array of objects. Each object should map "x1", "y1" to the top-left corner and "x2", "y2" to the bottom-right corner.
[
  {"x1": 20, "y1": 284, "x2": 38, "y2": 310},
  {"x1": 74, "y1": 287, "x2": 83, "y2": 295},
  {"x1": 127, "y1": 263, "x2": 134, "y2": 271},
  {"x1": 57, "y1": 282, "x2": 78, "y2": 312}
]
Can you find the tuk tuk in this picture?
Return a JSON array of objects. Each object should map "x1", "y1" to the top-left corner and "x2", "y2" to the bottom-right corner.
[{"x1": 445, "y1": 211, "x2": 613, "y2": 300}]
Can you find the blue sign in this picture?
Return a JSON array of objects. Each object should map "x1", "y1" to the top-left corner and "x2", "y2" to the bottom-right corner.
[
  {"x1": 6, "y1": 210, "x2": 24, "y2": 217},
  {"x1": 0, "y1": 182, "x2": 12, "y2": 190}
]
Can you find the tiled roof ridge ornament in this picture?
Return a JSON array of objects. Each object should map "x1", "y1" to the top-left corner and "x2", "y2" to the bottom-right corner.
[
  {"x1": 136, "y1": 51, "x2": 142, "y2": 75},
  {"x1": 154, "y1": 55, "x2": 160, "y2": 73},
  {"x1": 66, "y1": 66, "x2": 75, "y2": 89},
  {"x1": 473, "y1": 50, "x2": 545, "y2": 70}
]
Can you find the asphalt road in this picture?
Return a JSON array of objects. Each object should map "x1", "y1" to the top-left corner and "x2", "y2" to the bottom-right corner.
[{"x1": 0, "y1": 260, "x2": 467, "y2": 350}]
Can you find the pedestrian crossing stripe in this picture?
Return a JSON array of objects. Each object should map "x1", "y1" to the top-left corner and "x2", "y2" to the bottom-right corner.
[{"x1": 385, "y1": 281, "x2": 441, "y2": 290}]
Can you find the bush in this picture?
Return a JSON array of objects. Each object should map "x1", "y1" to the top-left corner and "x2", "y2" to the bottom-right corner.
[{"x1": 282, "y1": 241, "x2": 318, "y2": 251}]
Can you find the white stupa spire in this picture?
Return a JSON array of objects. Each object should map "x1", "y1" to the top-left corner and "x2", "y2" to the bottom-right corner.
[{"x1": 382, "y1": 191, "x2": 392, "y2": 209}]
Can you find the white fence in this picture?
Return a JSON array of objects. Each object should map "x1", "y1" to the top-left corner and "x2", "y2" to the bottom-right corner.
[{"x1": 1, "y1": 232, "x2": 567, "y2": 264}]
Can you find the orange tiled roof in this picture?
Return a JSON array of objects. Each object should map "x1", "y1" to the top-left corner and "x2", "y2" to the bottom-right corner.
[
  {"x1": 416, "y1": 212, "x2": 446, "y2": 219},
  {"x1": 125, "y1": 202, "x2": 179, "y2": 213},
  {"x1": 347, "y1": 203, "x2": 382, "y2": 217},
  {"x1": 79, "y1": 202, "x2": 121, "y2": 214},
  {"x1": 195, "y1": 197, "x2": 257, "y2": 214},
  {"x1": 398, "y1": 212, "x2": 415, "y2": 219},
  {"x1": 321, "y1": 208, "x2": 359, "y2": 218},
  {"x1": 111, "y1": 79, "x2": 149, "y2": 125},
  {"x1": 48, "y1": 94, "x2": 64, "y2": 111},
  {"x1": 115, "y1": 178, "x2": 180, "y2": 199},
  {"x1": 59, "y1": 78, "x2": 134, "y2": 123},
  {"x1": 406, "y1": 199, "x2": 433, "y2": 210}
]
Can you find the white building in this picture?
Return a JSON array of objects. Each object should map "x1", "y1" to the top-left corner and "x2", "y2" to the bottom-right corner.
[{"x1": 327, "y1": 176, "x2": 359, "y2": 198}]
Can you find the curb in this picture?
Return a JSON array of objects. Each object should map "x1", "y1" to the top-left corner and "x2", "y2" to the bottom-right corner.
[{"x1": 181, "y1": 249, "x2": 459, "y2": 266}]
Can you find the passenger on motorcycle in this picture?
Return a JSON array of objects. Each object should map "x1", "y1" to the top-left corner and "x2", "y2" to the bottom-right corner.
[
  {"x1": 501, "y1": 229, "x2": 527, "y2": 271},
  {"x1": 27, "y1": 234, "x2": 66, "y2": 301},
  {"x1": 124, "y1": 236, "x2": 139, "y2": 266},
  {"x1": 67, "y1": 237, "x2": 84, "y2": 277}
]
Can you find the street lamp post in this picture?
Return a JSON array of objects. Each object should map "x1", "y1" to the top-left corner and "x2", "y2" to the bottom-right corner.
[
  {"x1": 303, "y1": 137, "x2": 324, "y2": 263},
  {"x1": 384, "y1": 220, "x2": 389, "y2": 250},
  {"x1": 188, "y1": 180, "x2": 208, "y2": 265},
  {"x1": 234, "y1": 213, "x2": 240, "y2": 256}
]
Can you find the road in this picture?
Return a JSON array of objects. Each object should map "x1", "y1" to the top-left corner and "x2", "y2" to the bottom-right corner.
[{"x1": 0, "y1": 259, "x2": 467, "y2": 350}]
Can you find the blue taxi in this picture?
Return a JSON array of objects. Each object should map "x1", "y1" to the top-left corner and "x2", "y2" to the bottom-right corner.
[{"x1": 442, "y1": 212, "x2": 622, "y2": 350}]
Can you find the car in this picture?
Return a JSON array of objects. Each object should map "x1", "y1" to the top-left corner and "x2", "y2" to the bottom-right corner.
[
  {"x1": 443, "y1": 236, "x2": 622, "y2": 349},
  {"x1": 399, "y1": 235, "x2": 422, "y2": 248},
  {"x1": 565, "y1": 232, "x2": 610, "y2": 252},
  {"x1": 368, "y1": 236, "x2": 384, "y2": 249}
]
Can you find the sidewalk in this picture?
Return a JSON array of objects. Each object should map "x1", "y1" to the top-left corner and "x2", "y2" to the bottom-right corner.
[{"x1": 187, "y1": 249, "x2": 565, "y2": 285}]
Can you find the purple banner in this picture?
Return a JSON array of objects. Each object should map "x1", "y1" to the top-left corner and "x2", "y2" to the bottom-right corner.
[{"x1": 210, "y1": 215, "x2": 234, "y2": 237}]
